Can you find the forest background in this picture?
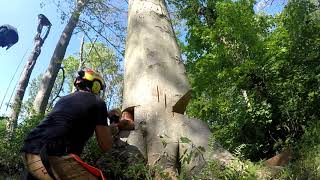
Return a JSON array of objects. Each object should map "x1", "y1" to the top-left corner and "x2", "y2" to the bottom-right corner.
[{"x1": 0, "y1": 0, "x2": 320, "y2": 179}]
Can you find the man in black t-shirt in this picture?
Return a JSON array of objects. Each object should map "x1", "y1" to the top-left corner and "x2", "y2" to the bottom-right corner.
[{"x1": 21, "y1": 69, "x2": 112, "y2": 180}]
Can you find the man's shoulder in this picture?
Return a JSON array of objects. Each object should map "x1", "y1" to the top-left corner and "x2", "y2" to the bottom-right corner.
[
  {"x1": 95, "y1": 96, "x2": 106, "y2": 106},
  {"x1": 67, "y1": 91, "x2": 93, "y2": 98},
  {"x1": 72, "y1": 91, "x2": 105, "y2": 104}
]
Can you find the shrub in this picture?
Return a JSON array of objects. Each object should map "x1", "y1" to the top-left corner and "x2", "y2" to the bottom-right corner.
[
  {"x1": 0, "y1": 115, "x2": 42, "y2": 176},
  {"x1": 277, "y1": 120, "x2": 320, "y2": 179}
]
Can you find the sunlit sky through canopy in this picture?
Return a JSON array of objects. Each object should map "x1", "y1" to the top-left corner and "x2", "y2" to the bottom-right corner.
[
  {"x1": 0, "y1": 0, "x2": 285, "y2": 116},
  {"x1": 0, "y1": 0, "x2": 84, "y2": 115}
]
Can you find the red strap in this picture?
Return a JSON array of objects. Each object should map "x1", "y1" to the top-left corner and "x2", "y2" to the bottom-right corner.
[{"x1": 69, "y1": 154, "x2": 106, "y2": 180}]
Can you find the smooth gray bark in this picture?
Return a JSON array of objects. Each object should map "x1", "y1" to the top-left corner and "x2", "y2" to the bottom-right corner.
[
  {"x1": 33, "y1": 1, "x2": 87, "y2": 115},
  {"x1": 7, "y1": 15, "x2": 51, "y2": 134},
  {"x1": 119, "y1": 0, "x2": 240, "y2": 178},
  {"x1": 122, "y1": 0, "x2": 191, "y2": 112}
]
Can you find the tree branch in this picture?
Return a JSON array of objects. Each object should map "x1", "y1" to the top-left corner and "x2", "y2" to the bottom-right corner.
[
  {"x1": 52, "y1": 0, "x2": 124, "y2": 57},
  {"x1": 79, "y1": 19, "x2": 124, "y2": 56},
  {"x1": 86, "y1": 6, "x2": 124, "y2": 41},
  {"x1": 86, "y1": 37, "x2": 97, "y2": 59},
  {"x1": 79, "y1": 36, "x2": 85, "y2": 67},
  {"x1": 78, "y1": 25, "x2": 105, "y2": 69}
]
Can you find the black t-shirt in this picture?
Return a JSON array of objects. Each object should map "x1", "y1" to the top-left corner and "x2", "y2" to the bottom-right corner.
[{"x1": 21, "y1": 91, "x2": 108, "y2": 155}]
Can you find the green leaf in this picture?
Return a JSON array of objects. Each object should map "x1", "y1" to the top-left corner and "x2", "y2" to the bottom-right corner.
[{"x1": 180, "y1": 137, "x2": 192, "y2": 144}]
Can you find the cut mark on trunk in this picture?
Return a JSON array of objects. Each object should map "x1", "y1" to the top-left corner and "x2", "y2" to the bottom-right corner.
[
  {"x1": 173, "y1": 56, "x2": 183, "y2": 64},
  {"x1": 164, "y1": 94, "x2": 167, "y2": 109},
  {"x1": 157, "y1": 86, "x2": 160, "y2": 102}
]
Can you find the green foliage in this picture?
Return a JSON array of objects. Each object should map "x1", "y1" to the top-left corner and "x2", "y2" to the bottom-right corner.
[
  {"x1": 1, "y1": 0, "x2": 319, "y2": 178},
  {"x1": 63, "y1": 42, "x2": 123, "y2": 109},
  {"x1": 81, "y1": 136, "x2": 103, "y2": 165},
  {"x1": 199, "y1": 159, "x2": 261, "y2": 180},
  {"x1": 95, "y1": 151, "x2": 157, "y2": 180},
  {"x1": 172, "y1": 0, "x2": 320, "y2": 161},
  {"x1": 83, "y1": 42, "x2": 123, "y2": 109},
  {"x1": 123, "y1": 162, "x2": 154, "y2": 180},
  {"x1": 179, "y1": 137, "x2": 206, "y2": 166},
  {"x1": 0, "y1": 115, "x2": 42, "y2": 175},
  {"x1": 19, "y1": 42, "x2": 123, "y2": 118},
  {"x1": 19, "y1": 68, "x2": 67, "y2": 117},
  {"x1": 0, "y1": 42, "x2": 123, "y2": 176},
  {"x1": 178, "y1": 136, "x2": 266, "y2": 179},
  {"x1": 277, "y1": 120, "x2": 320, "y2": 179},
  {"x1": 62, "y1": 56, "x2": 80, "y2": 93},
  {"x1": 20, "y1": 75, "x2": 42, "y2": 117}
]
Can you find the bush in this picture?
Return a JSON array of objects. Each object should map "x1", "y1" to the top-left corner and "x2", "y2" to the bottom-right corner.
[
  {"x1": 0, "y1": 115, "x2": 42, "y2": 176},
  {"x1": 277, "y1": 120, "x2": 320, "y2": 179}
]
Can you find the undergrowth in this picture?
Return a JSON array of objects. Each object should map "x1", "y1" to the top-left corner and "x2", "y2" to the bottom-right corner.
[{"x1": 0, "y1": 116, "x2": 320, "y2": 179}]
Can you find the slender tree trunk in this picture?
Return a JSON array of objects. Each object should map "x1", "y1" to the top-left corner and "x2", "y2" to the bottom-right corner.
[
  {"x1": 33, "y1": 1, "x2": 87, "y2": 115},
  {"x1": 116, "y1": 0, "x2": 243, "y2": 178},
  {"x1": 7, "y1": 15, "x2": 51, "y2": 135}
]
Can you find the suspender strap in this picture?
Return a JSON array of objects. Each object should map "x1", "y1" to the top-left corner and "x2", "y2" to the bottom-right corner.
[{"x1": 69, "y1": 153, "x2": 106, "y2": 180}]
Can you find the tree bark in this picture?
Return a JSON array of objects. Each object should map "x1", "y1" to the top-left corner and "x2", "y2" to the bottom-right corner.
[
  {"x1": 33, "y1": 1, "x2": 87, "y2": 115},
  {"x1": 7, "y1": 15, "x2": 51, "y2": 135},
  {"x1": 117, "y1": 0, "x2": 242, "y2": 178}
]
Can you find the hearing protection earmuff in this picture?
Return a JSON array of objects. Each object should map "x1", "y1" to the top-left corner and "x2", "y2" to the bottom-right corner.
[
  {"x1": 74, "y1": 69, "x2": 105, "y2": 95},
  {"x1": 91, "y1": 80, "x2": 102, "y2": 95}
]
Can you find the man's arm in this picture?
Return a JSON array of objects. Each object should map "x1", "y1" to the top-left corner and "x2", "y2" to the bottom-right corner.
[{"x1": 95, "y1": 125, "x2": 113, "y2": 152}]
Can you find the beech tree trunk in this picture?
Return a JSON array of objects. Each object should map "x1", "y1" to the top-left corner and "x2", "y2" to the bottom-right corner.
[
  {"x1": 33, "y1": 1, "x2": 87, "y2": 115},
  {"x1": 117, "y1": 0, "x2": 241, "y2": 178},
  {"x1": 7, "y1": 15, "x2": 51, "y2": 135}
]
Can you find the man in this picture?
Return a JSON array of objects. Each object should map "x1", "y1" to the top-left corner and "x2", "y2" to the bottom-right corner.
[
  {"x1": 21, "y1": 69, "x2": 113, "y2": 180},
  {"x1": 0, "y1": 24, "x2": 19, "y2": 50}
]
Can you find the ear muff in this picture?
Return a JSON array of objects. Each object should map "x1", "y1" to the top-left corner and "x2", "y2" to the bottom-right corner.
[{"x1": 91, "y1": 80, "x2": 102, "y2": 95}]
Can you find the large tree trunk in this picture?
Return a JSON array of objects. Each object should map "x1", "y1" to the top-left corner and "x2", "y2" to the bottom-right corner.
[
  {"x1": 117, "y1": 0, "x2": 242, "y2": 178},
  {"x1": 33, "y1": 1, "x2": 87, "y2": 115},
  {"x1": 7, "y1": 15, "x2": 51, "y2": 135}
]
